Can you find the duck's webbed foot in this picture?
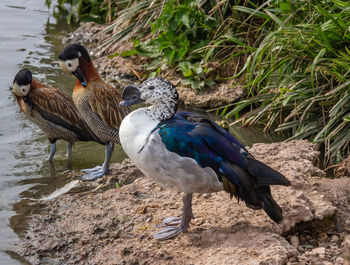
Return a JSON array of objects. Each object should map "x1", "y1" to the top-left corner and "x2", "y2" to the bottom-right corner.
[
  {"x1": 81, "y1": 167, "x2": 108, "y2": 180},
  {"x1": 153, "y1": 193, "x2": 193, "y2": 240},
  {"x1": 81, "y1": 165, "x2": 102, "y2": 173},
  {"x1": 81, "y1": 142, "x2": 114, "y2": 180}
]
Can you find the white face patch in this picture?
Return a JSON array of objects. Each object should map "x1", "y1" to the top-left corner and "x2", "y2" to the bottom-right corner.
[
  {"x1": 58, "y1": 58, "x2": 79, "y2": 73},
  {"x1": 13, "y1": 82, "x2": 30, "y2": 97}
]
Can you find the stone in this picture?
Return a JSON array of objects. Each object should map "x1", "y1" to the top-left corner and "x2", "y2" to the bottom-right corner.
[
  {"x1": 335, "y1": 257, "x2": 344, "y2": 265},
  {"x1": 290, "y1": 235, "x2": 299, "y2": 248},
  {"x1": 311, "y1": 247, "x2": 326, "y2": 258},
  {"x1": 331, "y1": 235, "x2": 339, "y2": 242}
]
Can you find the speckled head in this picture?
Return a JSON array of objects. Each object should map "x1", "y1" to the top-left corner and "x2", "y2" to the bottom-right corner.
[
  {"x1": 13, "y1": 69, "x2": 32, "y2": 97},
  {"x1": 121, "y1": 77, "x2": 179, "y2": 120},
  {"x1": 121, "y1": 77, "x2": 178, "y2": 106},
  {"x1": 58, "y1": 43, "x2": 91, "y2": 86}
]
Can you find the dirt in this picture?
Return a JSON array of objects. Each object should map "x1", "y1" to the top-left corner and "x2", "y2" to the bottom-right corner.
[
  {"x1": 20, "y1": 140, "x2": 350, "y2": 265},
  {"x1": 62, "y1": 22, "x2": 244, "y2": 108}
]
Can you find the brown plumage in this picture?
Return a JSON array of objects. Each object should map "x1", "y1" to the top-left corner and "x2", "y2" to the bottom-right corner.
[
  {"x1": 13, "y1": 69, "x2": 99, "y2": 161},
  {"x1": 58, "y1": 44, "x2": 132, "y2": 179}
]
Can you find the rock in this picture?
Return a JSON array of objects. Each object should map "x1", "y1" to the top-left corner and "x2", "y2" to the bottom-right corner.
[
  {"x1": 290, "y1": 235, "x2": 299, "y2": 248},
  {"x1": 323, "y1": 262, "x2": 334, "y2": 265},
  {"x1": 311, "y1": 247, "x2": 326, "y2": 258},
  {"x1": 63, "y1": 22, "x2": 108, "y2": 50},
  {"x1": 172, "y1": 78, "x2": 244, "y2": 108},
  {"x1": 331, "y1": 235, "x2": 339, "y2": 242},
  {"x1": 336, "y1": 257, "x2": 344, "y2": 265}
]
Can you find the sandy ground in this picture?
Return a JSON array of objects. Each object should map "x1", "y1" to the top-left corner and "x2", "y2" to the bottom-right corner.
[{"x1": 20, "y1": 141, "x2": 350, "y2": 265}]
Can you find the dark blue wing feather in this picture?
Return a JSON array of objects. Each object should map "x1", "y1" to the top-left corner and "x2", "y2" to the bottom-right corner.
[
  {"x1": 157, "y1": 115, "x2": 247, "y2": 174},
  {"x1": 175, "y1": 111, "x2": 248, "y2": 152}
]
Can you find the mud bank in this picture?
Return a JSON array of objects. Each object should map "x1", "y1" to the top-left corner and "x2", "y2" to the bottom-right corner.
[
  {"x1": 20, "y1": 140, "x2": 350, "y2": 264},
  {"x1": 63, "y1": 22, "x2": 244, "y2": 108}
]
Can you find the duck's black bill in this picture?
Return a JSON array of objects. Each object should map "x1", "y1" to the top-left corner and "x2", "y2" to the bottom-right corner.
[
  {"x1": 72, "y1": 66, "x2": 87, "y2": 87},
  {"x1": 120, "y1": 85, "x2": 144, "y2": 107}
]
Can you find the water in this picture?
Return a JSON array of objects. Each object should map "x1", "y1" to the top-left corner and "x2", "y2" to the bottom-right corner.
[
  {"x1": 0, "y1": 1, "x2": 126, "y2": 263},
  {"x1": 0, "y1": 1, "x2": 286, "y2": 264}
]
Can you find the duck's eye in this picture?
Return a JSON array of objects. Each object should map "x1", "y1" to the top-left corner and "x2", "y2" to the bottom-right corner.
[
  {"x1": 148, "y1": 86, "x2": 155, "y2": 90},
  {"x1": 68, "y1": 62, "x2": 72, "y2": 67}
]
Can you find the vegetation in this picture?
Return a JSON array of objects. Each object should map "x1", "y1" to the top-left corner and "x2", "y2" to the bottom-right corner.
[
  {"x1": 45, "y1": 0, "x2": 118, "y2": 24},
  {"x1": 220, "y1": 0, "x2": 350, "y2": 164},
  {"x1": 49, "y1": 0, "x2": 350, "y2": 164}
]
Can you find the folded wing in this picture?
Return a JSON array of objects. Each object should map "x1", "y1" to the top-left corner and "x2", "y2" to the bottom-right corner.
[{"x1": 157, "y1": 113, "x2": 291, "y2": 223}]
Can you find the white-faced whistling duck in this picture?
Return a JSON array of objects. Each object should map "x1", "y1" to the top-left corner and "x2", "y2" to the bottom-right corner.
[
  {"x1": 12, "y1": 69, "x2": 102, "y2": 163},
  {"x1": 58, "y1": 44, "x2": 132, "y2": 180}
]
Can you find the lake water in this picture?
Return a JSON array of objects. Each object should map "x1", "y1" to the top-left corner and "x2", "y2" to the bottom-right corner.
[
  {"x1": 0, "y1": 1, "x2": 285, "y2": 264},
  {"x1": 0, "y1": 1, "x2": 127, "y2": 263}
]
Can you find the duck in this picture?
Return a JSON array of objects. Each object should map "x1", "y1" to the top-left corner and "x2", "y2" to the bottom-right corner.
[
  {"x1": 119, "y1": 77, "x2": 291, "y2": 240},
  {"x1": 12, "y1": 69, "x2": 101, "y2": 162},
  {"x1": 58, "y1": 43, "x2": 132, "y2": 180}
]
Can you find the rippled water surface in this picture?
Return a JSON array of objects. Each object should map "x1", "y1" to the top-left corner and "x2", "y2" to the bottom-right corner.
[
  {"x1": 0, "y1": 1, "x2": 286, "y2": 264},
  {"x1": 0, "y1": 1, "x2": 126, "y2": 263}
]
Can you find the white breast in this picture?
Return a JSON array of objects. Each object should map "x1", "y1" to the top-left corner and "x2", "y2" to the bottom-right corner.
[
  {"x1": 119, "y1": 108, "x2": 224, "y2": 194},
  {"x1": 119, "y1": 108, "x2": 159, "y2": 159}
]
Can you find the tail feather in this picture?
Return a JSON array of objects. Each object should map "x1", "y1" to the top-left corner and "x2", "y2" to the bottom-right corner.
[
  {"x1": 220, "y1": 161, "x2": 286, "y2": 223},
  {"x1": 260, "y1": 187, "x2": 283, "y2": 223},
  {"x1": 246, "y1": 157, "x2": 291, "y2": 186}
]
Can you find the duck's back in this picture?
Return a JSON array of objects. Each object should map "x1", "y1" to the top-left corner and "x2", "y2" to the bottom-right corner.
[
  {"x1": 73, "y1": 79, "x2": 131, "y2": 144},
  {"x1": 19, "y1": 83, "x2": 98, "y2": 144}
]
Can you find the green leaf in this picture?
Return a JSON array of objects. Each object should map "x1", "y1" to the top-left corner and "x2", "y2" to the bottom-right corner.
[
  {"x1": 265, "y1": 10, "x2": 286, "y2": 29},
  {"x1": 303, "y1": 245, "x2": 313, "y2": 249},
  {"x1": 181, "y1": 13, "x2": 191, "y2": 28},
  {"x1": 279, "y1": 3, "x2": 291, "y2": 12},
  {"x1": 311, "y1": 48, "x2": 326, "y2": 88},
  {"x1": 164, "y1": 49, "x2": 175, "y2": 64},
  {"x1": 120, "y1": 50, "x2": 139, "y2": 57}
]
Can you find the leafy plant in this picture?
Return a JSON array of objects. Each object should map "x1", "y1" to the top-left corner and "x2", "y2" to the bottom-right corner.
[
  {"x1": 216, "y1": 0, "x2": 350, "y2": 164},
  {"x1": 178, "y1": 61, "x2": 215, "y2": 91}
]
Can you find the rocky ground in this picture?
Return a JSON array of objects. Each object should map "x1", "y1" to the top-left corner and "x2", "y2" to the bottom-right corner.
[
  {"x1": 20, "y1": 140, "x2": 350, "y2": 265},
  {"x1": 63, "y1": 22, "x2": 244, "y2": 108}
]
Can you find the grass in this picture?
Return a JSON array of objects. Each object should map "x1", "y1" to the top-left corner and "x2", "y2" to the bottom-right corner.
[{"x1": 216, "y1": 0, "x2": 350, "y2": 164}]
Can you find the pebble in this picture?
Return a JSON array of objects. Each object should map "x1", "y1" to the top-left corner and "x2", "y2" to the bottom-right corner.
[
  {"x1": 331, "y1": 235, "x2": 339, "y2": 242},
  {"x1": 311, "y1": 247, "x2": 326, "y2": 258},
  {"x1": 318, "y1": 232, "x2": 328, "y2": 242},
  {"x1": 298, "y1": 246, "x2": 304, "y2": 252},
  {"x1": 290, "y1": 235, "x2": 299, "y2": 248},
  {"x1": 335, "y1": 257, "x2": 344, "y2": 265}
]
